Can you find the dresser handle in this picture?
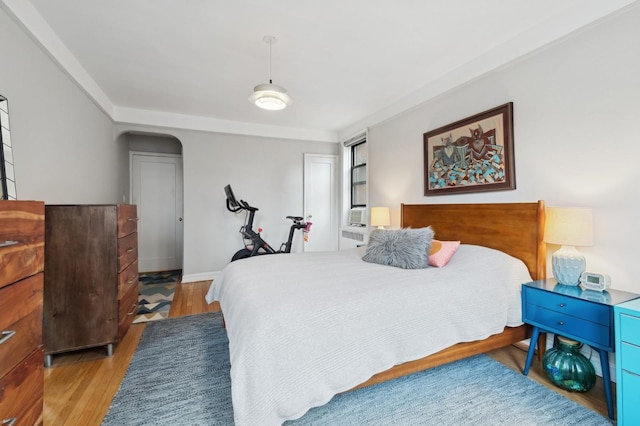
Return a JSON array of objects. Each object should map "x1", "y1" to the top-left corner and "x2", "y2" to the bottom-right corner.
[
  {"x1": 127, "y1": 303, "x2": 138, "y2": 316},
  {"x1": 623, "y1": 369, "x2": 640, "y2": 378},
  {"x1": 127, "y1": 217, "x2": 140, "y2": 222},
  {"x1": 558, "y1": 321, "x2": 565, "y2": 326},
  {"x1": 558, "y1": 303, "x2": 566, "y2": 308},
  {"x1": 0, "y1": 330, "x2": 16, "y2": 345},
  {"x1": 3, "y1": 417, "x2": 17, "y2": 426},
  {"x1": 127, "y1": 248, "x2": 135, "y2": 253}
]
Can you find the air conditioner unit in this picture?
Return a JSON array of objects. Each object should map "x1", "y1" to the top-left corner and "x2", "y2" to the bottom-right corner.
[{"x1": 348, "y1": 208, "x2": 367, "y2": 227}]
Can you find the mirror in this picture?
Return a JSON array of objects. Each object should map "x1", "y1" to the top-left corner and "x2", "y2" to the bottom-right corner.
[{"x1": 0, "y1": 95, "x2": 17, "y2": 200}]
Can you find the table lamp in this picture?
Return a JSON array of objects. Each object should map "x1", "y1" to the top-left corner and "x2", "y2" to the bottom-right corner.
[
  {"x1": 544, "y1": 207, "x2": 593, "y2": 286},
  {"x1": 370, "y1": 206, "x2": 390, "y2": 230}
]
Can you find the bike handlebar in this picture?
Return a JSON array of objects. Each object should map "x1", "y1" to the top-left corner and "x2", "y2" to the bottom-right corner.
[
  {"x1": 227, "y1": 198, "x2": 258, "y2": 213},
  {"x1": 240, "y1": 200, "x2": 258, "y2": 211},
  {"x1": 226, "y1": 198, "x2": 242, "y2": 213}
]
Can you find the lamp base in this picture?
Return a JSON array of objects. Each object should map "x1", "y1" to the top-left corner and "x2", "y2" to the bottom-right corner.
[{"x1": 552, "y1": 245, "x2": 585, "y2": 286}]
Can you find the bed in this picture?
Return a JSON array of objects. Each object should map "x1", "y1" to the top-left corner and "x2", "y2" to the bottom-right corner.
[{"x1": 206, "y1": 201, "x2": 546, "y2": 425}]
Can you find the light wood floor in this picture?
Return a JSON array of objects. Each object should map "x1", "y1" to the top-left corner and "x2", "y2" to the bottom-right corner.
[{"x1": 43, "y1": 281, "x2": 612, "y2": 425}]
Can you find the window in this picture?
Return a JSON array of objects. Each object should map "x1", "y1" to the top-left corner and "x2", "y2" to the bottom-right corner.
[{"x1": 350, "y1": 141, "x2": 367, "y2": 207}]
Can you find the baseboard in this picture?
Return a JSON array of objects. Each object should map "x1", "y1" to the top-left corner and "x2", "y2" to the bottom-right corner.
[
  {"x1": 181, "y1": 271, "x2": 220, "y2": 283},
  {"x1": 513, "y1": 340, "x2": 530, "y2": 352}
]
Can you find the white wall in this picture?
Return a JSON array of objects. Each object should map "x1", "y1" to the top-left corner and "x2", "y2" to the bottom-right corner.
[
  {"x1": 366, "y1": 7, "x2": 640, "y2": 293},
  {"x1": 4, "y1": 3, "x2": 639, "y2": 292},
  {"x1": 0, "y1": 8, "x2": 120, "y2": 204},
  {"x1": 1, "y1": 5, "x2": 337, "y2": 280},
  {"x1": 114, "y1": 124, "x2": 338, "y2": 280}
]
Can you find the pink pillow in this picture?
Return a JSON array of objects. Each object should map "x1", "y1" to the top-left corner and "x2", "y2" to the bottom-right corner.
[{"x1": 428, "y1": 240, "x2": 460, "y2": 267}]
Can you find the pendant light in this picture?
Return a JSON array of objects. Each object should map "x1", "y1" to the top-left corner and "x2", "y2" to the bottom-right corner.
[{"x1": 249, "y1": 36, "x2": 293, "y2": 111}]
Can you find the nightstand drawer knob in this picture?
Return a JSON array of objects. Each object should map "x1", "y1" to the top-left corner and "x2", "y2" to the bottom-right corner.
[
  {"x1": 559, "y1": 303, "x2": 566, "y2": 308},
  {"x1": 558, "y1": 321, "x2": 565, "y2": 326}
]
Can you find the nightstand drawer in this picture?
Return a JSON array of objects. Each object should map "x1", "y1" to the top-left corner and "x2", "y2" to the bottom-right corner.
[
  {"x1": 525, "y1": 304, "x2": 610, "y2": 348},
  {"x1": 525, "y1": 287, "x2": 610, "y2": 325},
  {"x1": 621, "y1": 342, "x2": 640, "y2": 375},
  {"x1": 620, "y1": 313, "x2": 640, "y2": 346}
]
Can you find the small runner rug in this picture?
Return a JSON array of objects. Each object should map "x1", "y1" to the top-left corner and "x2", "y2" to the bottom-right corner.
[
  {"x1": 103, "y1": 312, "x2": 611, "y2": 425},
  {"x1": 132, "y1": 270, "x2": 181, "y2": 324}
]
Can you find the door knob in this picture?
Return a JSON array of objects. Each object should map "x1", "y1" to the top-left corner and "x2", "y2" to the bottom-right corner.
[{"x1": 179, "y1": 217, "x2": 183, "y2": 222}]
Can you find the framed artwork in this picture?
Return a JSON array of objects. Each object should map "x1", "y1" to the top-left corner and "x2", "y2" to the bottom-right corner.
[
  {"x1": 424, "y1": 102, "x2": 514, "y2": 196},
  {"x1": 1, "y1": 94, "x2": 17, "y2": 200}
]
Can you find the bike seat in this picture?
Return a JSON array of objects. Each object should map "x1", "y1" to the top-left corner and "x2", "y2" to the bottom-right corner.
[{"x1": 286, "y1": 216, "x2": 304, "y2": 221}]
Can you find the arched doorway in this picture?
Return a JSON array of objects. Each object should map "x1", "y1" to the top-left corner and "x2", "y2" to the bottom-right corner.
[{"x1": 121, "y1": 131, "x2": 184, "y2": 273}]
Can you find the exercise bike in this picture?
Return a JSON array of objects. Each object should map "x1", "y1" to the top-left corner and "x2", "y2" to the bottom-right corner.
[{"x1": 225, "y1": 184, "x2": 311, "y2": 261}]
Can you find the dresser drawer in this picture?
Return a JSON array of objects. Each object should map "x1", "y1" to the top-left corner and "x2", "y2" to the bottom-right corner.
[
  {"x1": 117, "y1": 232, "x2": 138, "y2": 273},
  {"x1": 620, "y1": 342, "x2": 640, "y2": 376},
  {"x1": 620, "y1": 313, "x2": 640, "y2": 346},
  {"x1": 0, "y1": 201, "x2": 45, "y2": 290},
  {"x1": 0, "y1": 348, "x2": 44, "y2": 425},
  {"x1": 525, "y1": 303, "x2": 611, "y2": 348},
  {"x1": 525, "y1": 287, "x2": 610, "y2": 326},
  {"x1": 118, "y1": 282, "x2": 138, "y2": 340},
  {"x1": 0, "y1": 241, "x2": 44, "y2": 290},
  {"x1": 0, "y1": 274, "x2": 43, "y2": 379},
  {"x1": 117, "y1": 204, "x2": 138, "y2": 238},
  {"x1": 620, "y1": 369, "x2": 640, "y2": 424},
  {"x1": 118, "y1": 259, "x2": 139, "y2": 299}
]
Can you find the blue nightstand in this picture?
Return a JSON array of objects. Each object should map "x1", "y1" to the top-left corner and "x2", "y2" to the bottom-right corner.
[
  {"x1": 521, "y1": 278, "x2": 640, "y2": 420},
  {"x1": 614, "y1": 298, "x2": 640, "y2": 425}
]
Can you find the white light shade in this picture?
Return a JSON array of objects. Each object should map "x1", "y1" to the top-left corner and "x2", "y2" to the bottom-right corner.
[
  {"x1": 544, "y1": 207, "x2": 593, "y2": 286},
  {"x1": 371, "y1": 206, "x2": 390, "y2": 229},
  {"x1": 248, "y1": 83, "x2": 292, "y2": 111},
  {"x1": 544, "y1": 207, "x2": 593, "y2": 247}
]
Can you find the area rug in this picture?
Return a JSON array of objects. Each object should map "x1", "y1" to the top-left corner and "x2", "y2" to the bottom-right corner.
[
  {"x1": 132, "y1": 270, "x2": 181, "y2": 324},
  {"x1": 102, "y1": 312, "x2": 611, "y2": 426}
]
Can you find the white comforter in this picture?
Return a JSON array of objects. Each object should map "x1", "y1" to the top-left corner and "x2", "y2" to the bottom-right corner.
[{"x1": 205, "y1": 245, "x2": 531, "y2": 425}]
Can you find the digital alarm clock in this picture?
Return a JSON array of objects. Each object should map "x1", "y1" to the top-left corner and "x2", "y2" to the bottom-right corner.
[{"x1": 580, "y1": 271, "x2": 611, "y2": 292}]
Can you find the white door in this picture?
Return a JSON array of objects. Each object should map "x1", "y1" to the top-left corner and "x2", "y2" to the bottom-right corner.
[
  {"x1": 131, "y1": 152, "x2": 184, "y2": 272},
  {"x1": 304, "y1": 154, "x2": 339, "y2": 252}
]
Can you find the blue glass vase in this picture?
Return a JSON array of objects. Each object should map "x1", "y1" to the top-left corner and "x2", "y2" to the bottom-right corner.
[{"x1": 542, "y1": 336, "x2": 596, "y2": 392}]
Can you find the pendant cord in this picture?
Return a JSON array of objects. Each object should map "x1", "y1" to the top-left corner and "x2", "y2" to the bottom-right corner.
[{"x1": 269, "y1": 39, "x2": 273, "y2": 84}]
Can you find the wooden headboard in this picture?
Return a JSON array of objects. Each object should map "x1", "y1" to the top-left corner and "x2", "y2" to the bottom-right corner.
[{"x1": 401, "y1": 200, "x2": 546, "y2": 280}]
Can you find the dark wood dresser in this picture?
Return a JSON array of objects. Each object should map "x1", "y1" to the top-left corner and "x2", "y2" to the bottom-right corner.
[
  {"x1": 0, "y1": 200, "x2": 45, "y2": 425},
  {"x1": 43, "y1": 204, "x2": 139, "y2": 366}
]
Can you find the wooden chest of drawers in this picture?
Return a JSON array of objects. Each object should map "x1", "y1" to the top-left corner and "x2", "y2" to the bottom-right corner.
[
  {"x1": 0, "y1": 200, "x2": 45, "y2": 426},
  {"x1": 43, "y1": 204, "x2": 138, "y2": 366}
]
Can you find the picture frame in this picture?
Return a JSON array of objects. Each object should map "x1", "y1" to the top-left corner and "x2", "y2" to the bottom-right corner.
[
  {"x1": 0, "y1": 94, "x2": 17, "y2": 200},
  {"x1": 423, "y1": 102, "x2": 514, "y2": 196}
]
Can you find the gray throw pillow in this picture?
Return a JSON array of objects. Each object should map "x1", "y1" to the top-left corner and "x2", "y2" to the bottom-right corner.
[{"x1": 362, "y1": 227, "x2": 434, "y2": 269}]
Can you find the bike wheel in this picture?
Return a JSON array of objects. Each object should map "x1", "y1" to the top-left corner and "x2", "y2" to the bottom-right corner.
[{"x1": 231, "y1": 248, "x2": 253, "y2": 262}]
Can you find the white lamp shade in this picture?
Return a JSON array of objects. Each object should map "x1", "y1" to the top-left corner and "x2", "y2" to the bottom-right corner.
[
  {"x1": 249, "y1": 83, "x2": 292, "y2": 111},
  {"x1": 544, "y1": 207, "x2": 593, "y2": 286},
  {"x1": 544, "y1": 207, "x2": 593, "y2": 247},
  {"x1": 370, "y1": 207, "x2": 390, "y2": 229}
]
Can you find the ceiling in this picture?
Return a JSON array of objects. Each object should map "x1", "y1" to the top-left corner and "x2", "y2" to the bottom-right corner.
[{"x1": 3, "y1": 0, "x2": 637, "y2": 141}]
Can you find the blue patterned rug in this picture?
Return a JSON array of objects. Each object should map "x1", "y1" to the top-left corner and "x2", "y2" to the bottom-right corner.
[
  {"x1": 133, "y1": 270, "x2": 181, "y2": 323},
  {"x1": 103, "y1": 312, "x2": 611, "y2": 425}
]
